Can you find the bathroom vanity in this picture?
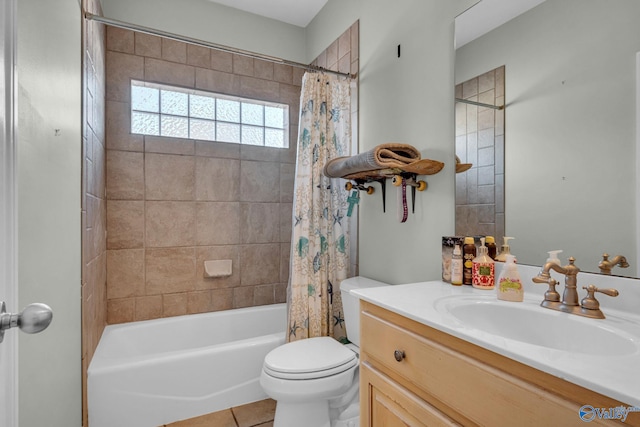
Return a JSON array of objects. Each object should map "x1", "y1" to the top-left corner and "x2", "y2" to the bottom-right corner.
[{"x1": 355, "y1": 281, "x2": 640, "y2": 426}]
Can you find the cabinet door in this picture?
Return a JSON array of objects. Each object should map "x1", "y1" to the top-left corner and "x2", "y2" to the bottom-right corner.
[{"x1": 361, "y1": 361, "x2": 461, "y2": 427}]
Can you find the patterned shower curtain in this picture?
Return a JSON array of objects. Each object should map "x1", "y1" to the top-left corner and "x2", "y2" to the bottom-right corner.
[{"x1": 287, "y1": 72, "x2": 352, "y2": 343}]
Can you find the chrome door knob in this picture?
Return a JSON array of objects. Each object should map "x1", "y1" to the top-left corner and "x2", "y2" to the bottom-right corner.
[{"x1": 0, "y1": 301, "x2": 53, "y2": 343}]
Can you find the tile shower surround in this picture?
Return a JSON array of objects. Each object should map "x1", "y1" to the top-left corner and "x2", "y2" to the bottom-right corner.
[
  {"x1": 103, "y1": 23, "x2": 359, "y2": 324},
  {"x1": 104, "y1": 27, "x2": 300, "y2": 323}
]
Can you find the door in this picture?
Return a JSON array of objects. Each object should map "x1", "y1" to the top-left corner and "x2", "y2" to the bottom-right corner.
[
  {"x1": 2, "y1": 0, "x2": 82, "y2": 425},
  {"x1": 1, "y1": 1, "x2": 19, "y2": 425}
]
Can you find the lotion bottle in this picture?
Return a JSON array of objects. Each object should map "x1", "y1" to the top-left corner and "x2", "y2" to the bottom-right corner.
[
  {"x1": 450, "y1": 244, "x2": 463, "y2": 286},
  {"x1": 494, "y1": 237, "x2": 514, "y2": 262},
  {"x1": 497, "y1": 254, "x2": 524, "y2": 302},
  {"x1": 472, "y1": 238, "x2": 495, "y2": 290}
]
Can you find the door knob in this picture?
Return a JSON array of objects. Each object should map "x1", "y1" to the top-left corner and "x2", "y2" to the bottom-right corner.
[{"x1": 0, "y1": 301, "x2": 53, "y2": 343}]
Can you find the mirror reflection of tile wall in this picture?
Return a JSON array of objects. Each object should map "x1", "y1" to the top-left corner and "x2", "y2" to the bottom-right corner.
[{"x1": 455, "y1": 66, "x2": 505, "y2": 239}]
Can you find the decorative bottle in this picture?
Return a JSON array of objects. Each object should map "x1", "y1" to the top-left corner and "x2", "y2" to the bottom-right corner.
[{"x1": 472, "y1": 237, "x2": 495, "y2": 290}]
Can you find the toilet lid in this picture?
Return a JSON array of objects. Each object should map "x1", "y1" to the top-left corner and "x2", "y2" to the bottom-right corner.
[{"x1": 264, "y1": 336, "x2": 358, "y2": 380}]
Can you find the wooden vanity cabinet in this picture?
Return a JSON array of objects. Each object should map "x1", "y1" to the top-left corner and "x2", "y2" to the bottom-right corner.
[{"x1": 359, "y1": 301, "x2": 639, "y2": 427}]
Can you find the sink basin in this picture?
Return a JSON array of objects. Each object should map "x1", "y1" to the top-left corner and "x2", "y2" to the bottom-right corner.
[{"x1": 435, "y1": 296, "x2": 639, "y2": 356}]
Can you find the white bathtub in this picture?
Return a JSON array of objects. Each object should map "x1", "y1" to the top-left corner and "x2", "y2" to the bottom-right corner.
[{"x1": 88, "y1": 303, "x2": 286, "y2": 427}]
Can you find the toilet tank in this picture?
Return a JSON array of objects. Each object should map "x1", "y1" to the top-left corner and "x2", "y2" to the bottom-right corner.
[{"x1": 340, "y1": 277, "x2": 390, "y2": 347}]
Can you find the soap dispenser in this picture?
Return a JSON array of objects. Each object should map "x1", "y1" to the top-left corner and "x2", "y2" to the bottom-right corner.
[
  {"x1": 546, "y1": 250, "x2": 563, "y2": 266},
  {"x1": 472, "y1": 238, "x2": 495, "y2": 290},
  {"x1": 497, "y1": 255, "x2": 523, "y2": 302},
  {"x1": 494, "y1": 237, "x2": 514, "y2": 262}
]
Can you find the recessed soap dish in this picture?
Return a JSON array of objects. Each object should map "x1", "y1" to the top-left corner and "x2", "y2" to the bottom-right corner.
[{"x1": 204, "y1": 259, "x2": 232, "y2": 278}]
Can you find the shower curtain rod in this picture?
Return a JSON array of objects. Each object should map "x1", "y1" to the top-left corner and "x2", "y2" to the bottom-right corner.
[
  {"x1": 84, "y1": 12, "x2": 355, "y2": 79},
  {"x1": 455, "y1": 98, "x2": 504, "y2": 110}
]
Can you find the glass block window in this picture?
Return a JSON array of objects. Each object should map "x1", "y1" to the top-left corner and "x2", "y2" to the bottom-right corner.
[{"x1": 131, "y1": 80, "x2": 289, "y2": 148}]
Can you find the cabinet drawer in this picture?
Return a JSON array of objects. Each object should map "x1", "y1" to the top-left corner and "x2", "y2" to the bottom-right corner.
[
  {"x1": 361, "y1": 361, "x2": 461, "y2": 427},
  {"x1": 360, "y1": 308, "x2": 613, "y2": 427}
]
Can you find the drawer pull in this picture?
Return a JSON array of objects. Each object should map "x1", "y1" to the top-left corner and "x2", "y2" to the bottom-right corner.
[{"x1": 394, "y1": 349, "x2": 405, "y2": 362}]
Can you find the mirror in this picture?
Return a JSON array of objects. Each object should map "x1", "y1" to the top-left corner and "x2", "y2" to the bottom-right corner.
[{"x1": 454, "y1": 0, "x2": 640, "y2": 277}]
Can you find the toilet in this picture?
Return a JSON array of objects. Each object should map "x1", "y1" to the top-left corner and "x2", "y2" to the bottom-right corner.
[{"x1": 260, "y1": 277, "x2": 389, "y2": 427}]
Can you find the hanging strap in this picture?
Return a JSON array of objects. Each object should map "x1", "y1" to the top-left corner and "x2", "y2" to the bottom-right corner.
[{"x1": 397, "y1": 178, "x2": 408, "y2": 223}]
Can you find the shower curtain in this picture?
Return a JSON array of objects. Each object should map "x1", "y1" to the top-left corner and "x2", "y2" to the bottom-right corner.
[{"x1": 287, "y1": 72, "x2": 352, "y2": 343}]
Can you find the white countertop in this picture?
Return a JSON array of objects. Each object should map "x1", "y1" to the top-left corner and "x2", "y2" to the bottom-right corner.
[{"x1": 352, "y1": 279, "x2": 640, "y2": 408}]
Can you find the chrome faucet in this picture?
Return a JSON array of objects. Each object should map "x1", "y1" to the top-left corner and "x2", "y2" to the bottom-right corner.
[
  {"x1": 533, "y1": 257, "x2": 618, "y2": 319},
  {"x1": 598, "y1": 253, "x2": 629, "y2": 275}
]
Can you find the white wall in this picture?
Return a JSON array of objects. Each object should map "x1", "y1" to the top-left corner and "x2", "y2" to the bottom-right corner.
[
  {"x1": 455, "y1": 0, "x2": 640, "y2": 275},
  {"x1": 101, "y1": 0, "x2": 308, "y2": 63},
  {"x1": 17, "y1": 0, "x2": 82, "y2": 425},
  {"x1": 309, "y1": 0, "x2": 475, "y2": 284}
]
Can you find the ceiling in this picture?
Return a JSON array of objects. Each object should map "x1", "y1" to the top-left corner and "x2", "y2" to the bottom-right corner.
[
  {"x1": 455, "y1": 0, "x2": 546, "y2": 48},
  {"x1": 207, "y1": 0, "x2": 328, "y2": 27},
  {"x1": 206, "y1": 0, "x2": 546, "y2": 43}
]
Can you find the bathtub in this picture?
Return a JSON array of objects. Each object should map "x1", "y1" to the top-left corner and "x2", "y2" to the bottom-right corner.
[{"x1": 88, "y1": 303, "x2": 287, "y2": 427}]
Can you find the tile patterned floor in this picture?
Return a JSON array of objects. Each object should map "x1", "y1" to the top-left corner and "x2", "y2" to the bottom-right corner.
[{"x1": 164, "y1": 399, "x2": 275, "y2": 427}]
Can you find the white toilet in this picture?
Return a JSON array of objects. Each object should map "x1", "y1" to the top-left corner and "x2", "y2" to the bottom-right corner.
[{"x1": 260, "y1": 277, "x2": 389, "y2": 427}]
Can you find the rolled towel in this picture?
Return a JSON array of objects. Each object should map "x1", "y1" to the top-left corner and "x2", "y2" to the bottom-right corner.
[
  {"x1": 373, "y1": 143, "x2": 421, "y2": 166},
  {"x1": 324, "y1": 143, "x2": 421, "y2": 178}
]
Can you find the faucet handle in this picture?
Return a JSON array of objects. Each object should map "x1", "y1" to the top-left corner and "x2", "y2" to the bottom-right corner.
[
  {"x1": 581, "y1": 285, "x2": 619, "y2": 311},
  {"x1": 533, "y1": 276, "x2": 561, "y2": 303}
]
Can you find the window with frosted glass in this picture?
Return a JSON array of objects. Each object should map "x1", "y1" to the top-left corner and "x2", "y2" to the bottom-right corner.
[{"x1": 131, "y1": 80, "x2": 289, "y2": 148}]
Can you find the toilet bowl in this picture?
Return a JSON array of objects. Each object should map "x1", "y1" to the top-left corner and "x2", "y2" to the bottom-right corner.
[{"x1": 260, "y1": 277, "x2": 389, "y2": 427}]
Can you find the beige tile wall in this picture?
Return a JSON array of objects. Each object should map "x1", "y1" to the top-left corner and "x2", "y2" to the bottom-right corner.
[
  {"x1": 81, "y1": 0, "x2": 107, "y2": 425},
  {"x1": 104, "y1": 26, "x2": 304, "y2": 324},
  {"x1": 311, "y1": 20, "x2": 359, "y2": 76},
  {"x1": 104, "y1": 21, "x2": 359, "y2": 324},
  {"x1": 455, "y1": 66, "x2": 505, "y2": 239}
]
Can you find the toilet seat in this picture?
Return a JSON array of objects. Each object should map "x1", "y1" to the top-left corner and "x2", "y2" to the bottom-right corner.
[{"x1": 263, "y1": 337, "x2": 358, "y2": 380}]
